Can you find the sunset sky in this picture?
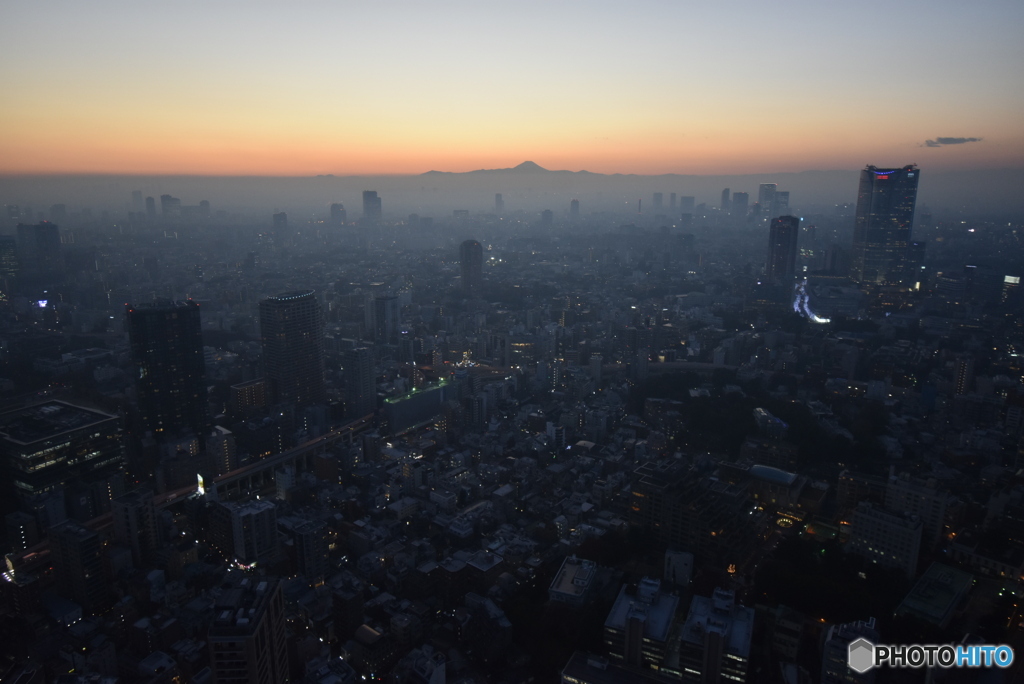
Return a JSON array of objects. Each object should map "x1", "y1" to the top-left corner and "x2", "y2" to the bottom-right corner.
[{"x1": 1, "y1": 0, "x2": 1022, "y2": 176}]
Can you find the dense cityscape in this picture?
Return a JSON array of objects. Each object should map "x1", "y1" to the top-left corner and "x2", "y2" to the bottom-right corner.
[{"x1": 0, "y1": 159, "x2": 1021, "y2": 684}]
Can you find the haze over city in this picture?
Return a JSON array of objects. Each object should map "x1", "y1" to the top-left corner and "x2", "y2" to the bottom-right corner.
[{"x1": 1, "y1": 2, "x2": 1023, "y2": 684}]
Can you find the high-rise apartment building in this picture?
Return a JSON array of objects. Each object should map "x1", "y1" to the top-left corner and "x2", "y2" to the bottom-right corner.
[
  {"x1": 344, "y1": 347, "x2": 376, "y2": 418},
  {"x1": 850, "y1": 165, "x2": 920, "y2": 285},
  {"x1": 603, "y1": 578, "x2": 680, "y2": 670},
  {"x1": 111, "y1": 487, "x2": 163, "y2": 567},
  {"x1": 766, "y1": 216, "x2": 800, "y2": 284},
  {"x1": 678, "y1": 588, "x2": 753, "y2": 683},
  {"x1": 460, "y1": 239, "x2": 483, "y2": 293},
  {"x1": 259, "y1": 290, "x2": 326, "y2": 408},
  {"x1": 372, "y1": 295, "x2": 400, "y2": 343},
  {"x1": 209, "y1": 499, "x2": 279, "y2": 565},
  {"x1": 208, "y1": 574, "x2": 288, "y2": 684},
  {"x1": 362, "y1": 190, "x2": 382, "y2": 224},
  {"x1": 127, "y1": 299, "x2": 208, "y2": 436},
  {"x1": 50, "y1": 521, "x2": 110, "y2": 614}
]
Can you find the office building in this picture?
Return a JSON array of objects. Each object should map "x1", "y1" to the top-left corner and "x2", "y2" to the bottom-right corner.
[
  {"x1": 678, "y1": 588, "x2": 753, "y2": 683},
  {"x1": 50, "y1": 521, "x2": 110, "y2": 614},
  {"x1": 821, "y1": 618, "x2": 879, "y2": 684},
  {"x1": 541, "y1": 209, "x2": 554, "y2": 226},
  {"x1": 131, "y1": 190, "x2": 144, "y2": 211},
  {"x1": 0, "y1": 401, "x2": 123, "y2": 503},
  {"x1": 145, "y1": 196, "x2": 157, "y2": 217},
  {"x1": 720, "y1": 188, "x2": 730, "y2": 212},
  {"x1": 766, "y1": 216, "x2": 800, "y2": 284},
  {"x1": 362, "y1": 190, "x2": 382, "y2": 224},
  {"x1": 570, "y1": 198, "x2": 580, "y2": 219},
  {"x1": 329, "y1": 202, "x2": 347, "y2": 226},
  {"x1": 653, "y1": 192, "x2": 664, "y2": 210},
  {"x1": 111, "y1": 487, "x2": 163, "y2": 567},
  {"x1": 757, "y1": 183, "x2": 777, "y2": 219},
  {"x1": 850, "y1": 165, "x2": 920, "y2": 285},
  {"x1": 495, "y1": 193, "x2": 504, "y2": 213},
  {"x1": 603, "y1": 578, "x2": 679, "y2": 670},
  {"x1": 775, "y1": 190, "x2": 790, "y2": 215},
  {"x1": 845, "y1": 502, "x2": 922, "y2": 577},
  {"x1": 127, "y1": 299, "x2": 208, "y2": 436},
  {"x1": 208, "y1": 574, "x2": 288, "y2": 684},
  {"x1": 460, "y1": 239, "x2": 483, "y2": 293},
  {"x1": 730, "y1": 192, "x2": 748, "y2": 221},
  {"x1": 344, "y1": 347, "x2": 376, "y2": 418},
  {"x1": 679, "y1": 196, "x2": 695, "y2": 214},
  {"x1": 259, "y1": 290, "x2": 326, "y2": 408}
]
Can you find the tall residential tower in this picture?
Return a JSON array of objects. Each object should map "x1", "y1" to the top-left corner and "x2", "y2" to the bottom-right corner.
[{"x1": 259, "y1": 290, "x2": 326, "y2": 408}]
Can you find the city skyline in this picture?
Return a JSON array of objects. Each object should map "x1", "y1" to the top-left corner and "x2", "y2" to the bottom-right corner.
[{"x1": 2, "y1": 1, "x2": 1022, "y2": 176}]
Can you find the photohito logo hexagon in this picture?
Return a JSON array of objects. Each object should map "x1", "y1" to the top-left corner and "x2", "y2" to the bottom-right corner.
[{"x1": 848, "y1": 638, "x2": 875, "y2": 674}]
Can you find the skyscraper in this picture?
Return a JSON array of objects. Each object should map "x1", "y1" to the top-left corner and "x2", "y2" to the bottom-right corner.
[
  {"x1": 126, "y1": 299, "x2": 208, "y2": 436},
  {"x1": 159, "y1": 194, "x2": 181, "y2": 216},
  {"x1": 850, "y1": 165, "x2": 920, "y2": 285},
  {"x1": 16, "y1": 222, "x2": 61, "y2": 275},
  {"x1": 766, "y1": 216, "x2": 800, "y2": 284},
  {"x1": 720, "y1": 188, "x2": 730, "y2": 212},
  {"x1": 272, "y1": 211, "x2": 288, "y2": 233},
  {"x1": 372, "y1": 295, "x2": 400, "y2": 343},
  {"x1": 259, "y1": 290, "x2": 326, "y2": 408},
  {"x1": 569, "y1": 198, "x2": 580, "y2": 220},
  {"x1": 362, "y1": 190, "x2": 382, "y2": 224},
  {"x1": 145, "y1": 196, "x2": 156, "y2": 217},
  {"x1": 208, "y1": 574, "x2": 288, "y2": 684},
  {"x1": 495, "y1": 193, "x2": 504, "y2": 213},
  {"x1": 731, "y1": 192, "x2": 749, "y2": 220},
  {"x1": 329, "y1": 202, "x2": 346, "y2": 226},
  {"x1": 653, "y1": 192, "x2": 664, "y2": 210},
  {"x1": 757, "y1": 183, "x2": 777, "y2": 219},
  {"x1": 343, "y1": 347, "x2": 376, "y2": 418},
  {"x1": 460, "y1": 239, "x2": 483, "y2": 293},
  {"x1": 50, "y1": 521, "x2": 110, "y2": 615}
]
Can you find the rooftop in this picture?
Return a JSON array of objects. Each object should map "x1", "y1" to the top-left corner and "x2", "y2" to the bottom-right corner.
[
  {"x1": 680, "y1": 588, "x2": 753, "y2": 658},
  {"x1": 604, "y1": 578, "x2": 679, "y2": 643},
  {"x1": 0, "y1": 401, "x2": 117, "y2": 446},
  {"x1": 896, "y1": 562, "x2": 973, "y2": 626}
]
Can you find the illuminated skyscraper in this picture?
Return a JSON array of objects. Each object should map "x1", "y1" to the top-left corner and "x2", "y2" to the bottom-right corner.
[
  {"x1": 460, "y1": 239, "x2": 483, "y2": 293},
  {"x1": 362, "y1": 190, "x2": 382, "y2": 224},
  {"x1": 757, "y1": 183, "x2": 777, "y2": 219},
  {"x1": 127, "y1": 299, "x2": 208, "y2": 436},
  {"x1": 766, "y1": 216, "x2": 799, "y2": 284},
  {"x1": 850, "y1": 165, "x2": 920, "y2": 285},
  {"x1": 259, "y1": 291, "x2": 326, "y2": 408}
]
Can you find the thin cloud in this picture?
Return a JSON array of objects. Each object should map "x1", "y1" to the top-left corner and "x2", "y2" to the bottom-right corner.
[{"x1": 923, "y1": 137, "x2": 983, "y2": 147}]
